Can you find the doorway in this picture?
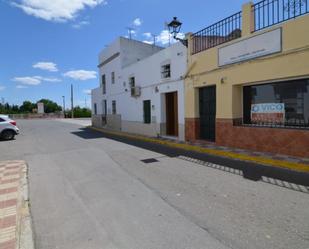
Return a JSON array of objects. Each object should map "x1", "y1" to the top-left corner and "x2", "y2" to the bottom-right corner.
[
  {"x1": 199, "y1": 86, "x2": 216, "y2": 141},
  {"x1": 165, "y1": 92, "x2": 178, "y2": 136}
]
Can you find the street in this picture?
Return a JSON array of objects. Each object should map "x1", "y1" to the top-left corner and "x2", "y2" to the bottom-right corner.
[{"x1": 0, "y1": 119, "x2": 308, "y2": 249}]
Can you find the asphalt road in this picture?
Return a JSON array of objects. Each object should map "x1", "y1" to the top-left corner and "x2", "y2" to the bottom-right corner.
[{"x1": 0, "y1": 119, "x2": 308, "y2": 249}]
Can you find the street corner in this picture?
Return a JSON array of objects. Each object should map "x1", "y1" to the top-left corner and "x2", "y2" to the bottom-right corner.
[{"x1": 0, "y1": 160, "x2": 34, "y2": 249}]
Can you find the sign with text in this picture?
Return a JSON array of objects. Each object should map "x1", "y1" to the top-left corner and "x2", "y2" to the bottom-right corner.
[
  {"x1": 218, "y1": 28, "x2": 281, "y2": 66},
  {"x1": 251, "y1": 103, "x2": 285, "y2": 123}
]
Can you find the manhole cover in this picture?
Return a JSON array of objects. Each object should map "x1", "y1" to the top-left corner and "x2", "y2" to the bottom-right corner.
[{"x1": 141, "y1": 158, "x2": 159, "y2": 164}]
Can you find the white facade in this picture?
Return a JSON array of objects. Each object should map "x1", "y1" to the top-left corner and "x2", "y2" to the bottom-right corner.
[{"x1": 92, "y1": 37, "x2": 187, "y2": 140}]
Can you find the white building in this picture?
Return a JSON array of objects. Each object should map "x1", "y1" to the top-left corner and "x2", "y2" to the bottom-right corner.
[{"x1": 91, "y1": 37, "x2": 187, "y2": 140}]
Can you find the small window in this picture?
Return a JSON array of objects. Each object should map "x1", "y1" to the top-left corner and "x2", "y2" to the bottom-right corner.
[
  {"x1": 161, "y1": 64, "x2": 171, "y2": 79},
  {"x1": 94, "y1": 103, "x2": 97, "y2": 115},
  {"x1": 111, "y1": 72, "x2": 115, "y2": 84},
  {"x1": 112, "y1": 100, "x2": 116, "y2": 114},
  {"x1": 102, "y1": 75, "x2": 106, "y2": 94},
  {"x1": 129, "y1": 76, "x2": 135, "y2": 88},
  {"x1": 143, "y1": 100, "x2": 151, "y2": 124}
]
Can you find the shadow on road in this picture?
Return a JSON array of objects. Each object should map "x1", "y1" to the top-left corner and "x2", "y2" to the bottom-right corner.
[
  {"x1": 71, "y1": 127, "x2": 309, "y2": 193},
  {"x1": 71, "y1": 128, "x2": 105, "y2": 139}
]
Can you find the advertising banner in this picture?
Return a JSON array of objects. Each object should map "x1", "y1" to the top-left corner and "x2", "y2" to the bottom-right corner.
[{"x1": 251, "y1": 103, "x2": 285, "y2": 123}]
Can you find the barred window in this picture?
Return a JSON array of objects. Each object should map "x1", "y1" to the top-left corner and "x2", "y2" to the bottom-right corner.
[
  {"x1": 243, "y1": 79, "x2": 309, "y2": 128},
  {"x1": 102, "y1": 74, "x2": 106, "y2": 94},
  {"x1": 161, "y1": 64, "x2": 171, "y2": 79}
]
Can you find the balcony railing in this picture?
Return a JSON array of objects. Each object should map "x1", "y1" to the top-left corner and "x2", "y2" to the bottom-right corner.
[
  {"x1": 252, "y1": 0, "x2": 309, "y2": 31},
  {"x1": 191, "y1": 11, "x2": 242, "y2": 55}
]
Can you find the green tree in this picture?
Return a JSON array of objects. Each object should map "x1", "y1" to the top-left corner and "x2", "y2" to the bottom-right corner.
[
  {"x1": 19, "y1": 101, "x2": 36, "y2": 113},
  {"x1": 37, "y1": 99, "x2": 62, "y2": 113},
  {"x1": 67, "y1": 106, "x2": 91, "y2": 118}
]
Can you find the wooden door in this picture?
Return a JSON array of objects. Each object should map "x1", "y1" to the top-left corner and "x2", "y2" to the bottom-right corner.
[{"x1": 166, "y1": 92, "x2": 178, "y2": 136}]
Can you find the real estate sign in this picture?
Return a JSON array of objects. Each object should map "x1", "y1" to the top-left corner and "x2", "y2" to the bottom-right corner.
[
  {"x1": 218, "y1": 28, "x2": 282, "y2": 66},
  {"x1": 251, "y1": 103, "x2": 285, "y2": 123}
]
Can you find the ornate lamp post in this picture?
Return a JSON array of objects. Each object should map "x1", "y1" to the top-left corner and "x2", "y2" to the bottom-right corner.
[{"x1": 167, "y1": 17, "x2": 188, "y2": 47}]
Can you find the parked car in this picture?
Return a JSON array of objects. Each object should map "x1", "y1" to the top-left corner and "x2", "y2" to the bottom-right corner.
[{"x1": 0, "y1": 115, "x2": 19, "y2": 140}]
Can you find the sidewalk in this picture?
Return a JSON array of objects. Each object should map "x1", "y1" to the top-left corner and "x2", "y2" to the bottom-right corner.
[
  {"x1": 90, "y1": 126, "x2": 309, "y2": 174},
  {"x1": 0, "y1": 161, "x2": 34, "y2": 249}
]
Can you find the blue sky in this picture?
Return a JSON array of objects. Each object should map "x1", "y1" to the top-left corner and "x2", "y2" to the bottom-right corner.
[{"x1": 0, "y1": 0, "x2": 248, "y2": 108}]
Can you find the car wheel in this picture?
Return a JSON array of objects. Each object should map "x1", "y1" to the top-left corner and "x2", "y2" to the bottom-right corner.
[{"x1": 2, "y1": 130, "x2": 15, "y2": 140}]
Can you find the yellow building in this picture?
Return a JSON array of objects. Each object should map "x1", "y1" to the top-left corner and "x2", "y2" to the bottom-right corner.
[{"x1": 185, "y1": 0, "x2": 309, "y2": 158}]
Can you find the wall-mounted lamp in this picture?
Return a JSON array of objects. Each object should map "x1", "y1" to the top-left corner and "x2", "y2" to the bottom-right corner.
[{"x1": 220, "y1": 77, "x2": 227, "y2": 84}]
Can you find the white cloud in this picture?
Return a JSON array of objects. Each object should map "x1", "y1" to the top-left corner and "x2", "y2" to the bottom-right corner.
[
  {"x1": 35, "y1": 76, "x2": 62, "y2": 82},
  {"x1": 143, "y1": 30, "x2": 185, "y2": 46},
  {"x1": 83, "y1": 89, "x2": 91, "y2": 95},
  {"x1": 142, "y1": 40, "x2": 153, "y2": 45},
  {"x1": 11, "y1": 0, "x2": 107, "y2": 22},
  {"x1": 133, "y1": 18, "x2": 142, "y2": 26},
  {"x1": 12, "y1": 76, "x2": 41, "y2": 85},
  {"x1": 63, "y1": 70, "x2": 97, "y2": 80},
  {"x1": 12, "y1": 76, "x2": 62, "y2": 85},
  {"x1": 33, "y1": 61, "x2": 58, "y2": 72},
  {"x1": 0, "y1": 86, "x2": 6, "y2": 91},
  {"x1": 143, "y1": 32, "x2": 151, "y2": 39},
  {"x1": 72, "y1": 20, "x2": 90, "y2": 29},
  {"x1": 16, "y1": 85, "x2": 28, "y2": 89}
]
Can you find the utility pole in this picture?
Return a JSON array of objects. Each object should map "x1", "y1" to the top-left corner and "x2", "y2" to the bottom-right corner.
[
  {"x1": 62, "y1": 96, "x2": 65, "y2": 117},
  {"x1": 71, "y1": 84, "x2": 74, "y2": 119},
  {"x1": 126, "y1": 27, "x2": 135, "y2": 40},
  {"x1": 151, "y1": 34, "x2": 157, "y2": 46}
]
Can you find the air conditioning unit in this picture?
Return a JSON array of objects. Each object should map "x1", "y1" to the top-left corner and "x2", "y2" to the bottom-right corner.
[{"x1": 131, "y1": 86, "x2": 141, "y2": 97}]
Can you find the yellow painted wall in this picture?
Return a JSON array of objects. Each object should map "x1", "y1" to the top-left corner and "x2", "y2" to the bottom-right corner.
[{"x1": 185, "y1": 7, "x2": 309, "y2": 119}]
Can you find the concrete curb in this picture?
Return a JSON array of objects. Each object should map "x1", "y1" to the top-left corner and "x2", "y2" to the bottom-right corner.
[
  {"x1": 89, "y1": 126, "x2": 309, "y2": 173},
  {"x1": 17, "y1": 162, "x2": 35, "y2": 249}
]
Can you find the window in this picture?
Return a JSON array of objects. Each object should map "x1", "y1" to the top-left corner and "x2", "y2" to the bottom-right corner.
[
  {"x1": 243, "y1": 79, "x2": 309, "y2": 128},
  {"x1": 129, "y1": 76, "x2": 135, "y2": 88},
  {"x1": 111, "y1": 72, "x2": 115, "y2": 84},
  {"x1": 0, "y1": 117, "x2": 4, "y2": 122},
  {"x1": 102, "y1": 74, "x2": 106, "y2": 94},
  {"x1": 112, "y1": 100, "x2": 116, "y2": 114},
  {"x1": 94, "y1": 103, "x2": 97, "y2": 115},
  {"x1": 161, "y1": 64, "x2": 171, "y2": 79},
  {"x1": 102, "y1": 100, "x2": 107, "y2": 115},
  {"x1": 143, "y1": 100, "x2": 151, "y2": 124}
]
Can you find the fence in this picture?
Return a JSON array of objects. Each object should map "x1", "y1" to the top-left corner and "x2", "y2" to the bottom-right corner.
[
  {"x1": 191, "y1": 11, "x2": 242, "y2": 54},
  {"x1": 233, "y1": 118, "x2": 309, "y2": 129},
  {"x1": 252, "y1": 0, "x2": 309, "y2": 31}
]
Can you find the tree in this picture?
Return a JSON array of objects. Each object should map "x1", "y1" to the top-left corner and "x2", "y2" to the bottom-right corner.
[
  {"x1": 37, "y1": 99, "x2": 62, "y2": 113},
  {"x1": 67, "y1": 106, "x2": 91, "y2": 118},
  {"x1": 19, "y1": 101, "x2": 36, "y2": 113}
]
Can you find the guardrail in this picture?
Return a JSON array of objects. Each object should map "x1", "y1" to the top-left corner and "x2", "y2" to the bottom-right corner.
[
  {"x1": 252, "y1": 0, "x2": 309, "y2": 31},
  {"x1": 191, "y1": 11, "x2": 242, "y2": 54}
]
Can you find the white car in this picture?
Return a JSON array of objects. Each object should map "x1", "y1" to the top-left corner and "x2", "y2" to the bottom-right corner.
[{"x1": 0, "y1": 115, "x2": 20, "y2": 140}]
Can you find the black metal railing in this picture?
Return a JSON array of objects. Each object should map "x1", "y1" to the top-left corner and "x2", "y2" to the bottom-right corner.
[
  {"x1": 234, "y1": 118, "x2": 309, "y2": 129},
  {"x1": 252, "y1": 0, "x2": 309, "y2": 31},
  {"x1": 192, "y1": 11, "x2": 242, "y2": 54}
]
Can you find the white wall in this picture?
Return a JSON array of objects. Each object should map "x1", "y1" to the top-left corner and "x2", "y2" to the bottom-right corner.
[
  {"x1": 92, "y1": 38, "x2": 187, "y2": 140},
  {"x1": 107, "y1": 42, "x2": 186, "y2": 135}
]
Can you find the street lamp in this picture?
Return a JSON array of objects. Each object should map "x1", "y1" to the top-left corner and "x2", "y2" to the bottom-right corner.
[{"x1": 167, "y1": 17, "x2": 188, "y2": 47}]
